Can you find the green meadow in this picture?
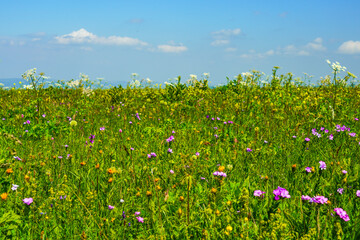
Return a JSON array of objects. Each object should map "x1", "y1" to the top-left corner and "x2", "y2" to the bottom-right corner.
[{"x1": 0, "y1": 63, "x2": 360, "y2": 239}]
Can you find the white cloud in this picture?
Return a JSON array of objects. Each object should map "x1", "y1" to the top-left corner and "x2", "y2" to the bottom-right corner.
[
  {"x1": 212, "y1": 28, "x2": 241, "y2": 37},
  {"x1": 225, "y1": 47, "x2": 237, "y2": 52},
  {"x1": 157, "y1": 44, "x2": 188, "y2": 53},
  {"x1": 306, "y1": 37, "x2": 326, "y2": 51},
  {"x1": 55, "y1": 28, "x2": 148, "y2": 47},
  {"x1": 338, "y1": 40, "x2": 360, "y2": 54},
  {"x1": 211, "y1": 39, "x2": 229, "y2": 46},
  {"x1": 240, "y1": 49, "x2": 275, "y2": 58},
  {"x1": 211, "y1": 28, "x2": 242, "y2": 47}
]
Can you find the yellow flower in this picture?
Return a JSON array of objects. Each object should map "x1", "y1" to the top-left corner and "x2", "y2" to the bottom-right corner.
[
  {"x1": 211, "y1": 188, "x2": 217, "y2": 194},
  {"x1": 146, "y1": 191, "x2": 152, "y2": 197},
  {"x1": 1, "y1": 193, "x2": 8, "y2": 200},
  {"x1": 108, "y1": 178, "x2": 113, "y2": 183},
  {"x1": 179, "y1": 196, "x2": 184, "y2": 202},
  {"x1": 218, "y1": 166, "x2": 225, "y2": 172},
  {"x1": 70, "y1": 120, "x2": 77, "y2": 127},
  {"x1": 226, "y1": 225, "x2": 233, "y2": 232},
  {"x1": 136, "y1": 192, "x2": 141, "y2": 197},
  {"x1": 80, "y1": 161, "x2": 86, "y2": 166},
  {"x1": 6, "y1": 168, "x2": 13, "y2": 174}
]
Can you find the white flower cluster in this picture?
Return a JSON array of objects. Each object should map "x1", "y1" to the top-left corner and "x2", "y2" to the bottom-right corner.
[{"x1": 326, "y1": 60, "x2": 347, "y2": 73}]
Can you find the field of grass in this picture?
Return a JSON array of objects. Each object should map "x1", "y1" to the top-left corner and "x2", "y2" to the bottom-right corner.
[{"x1": 0, "y1": 66, "x2": 360, "y2": 239}]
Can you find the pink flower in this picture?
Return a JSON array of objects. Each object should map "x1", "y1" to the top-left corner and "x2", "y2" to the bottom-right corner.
[
  {"x1": 356, "y1": 190, "x2": 360, "y2": 197},
  {"x1": 319, "y1": 161, "x2": 326, "y2": 170},
  {"x1": 273, "y1": 186, "x2": 290, "y2": 200},
  {"x1": 334, "y1": 208, "x2": 350, "y2": 221},
  {"x1": 134, "y1": 211, "x2": 140, "y2": 216},
  {"x1": 342, "y1": 170, "x2": 347, "y2": 174},
  {"x1": 136, "y1": 216, "x2": 144, "y2": 223},
  {"x1": 108, "y1": 205, "x2": 114, "y2": 210},
  {"x1": 254, "y1": 190, "x2": 265, "y2": 197},
  {"x1": 23, "y1": 198, "x2": 33, "y2": 205}
]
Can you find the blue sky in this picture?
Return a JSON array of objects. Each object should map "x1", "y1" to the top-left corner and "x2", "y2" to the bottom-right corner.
[{"x1": 1, "y1": 0, "x2": 360, "y2": 86}]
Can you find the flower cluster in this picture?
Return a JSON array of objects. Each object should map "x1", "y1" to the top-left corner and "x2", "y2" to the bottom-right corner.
[
  {"x1": 147, "y1": 152, "x2": 157, "y2": 158},
  {"x1": 334, "y1": 208, "x2": 350, "y2": 221},
  {"x1": 213, "y1": 171, "x2": 227, "y2": 177},
  {"x1": 273, "y1": 186, "x2": 290, "y2": 200},
  {"x1": 302, "y1": 195, "x2": 328, "y2": 204}
]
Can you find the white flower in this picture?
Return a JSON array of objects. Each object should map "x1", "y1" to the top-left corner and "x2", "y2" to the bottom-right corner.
[
  {"x1": 120, "y1": 199, "x2": 124, "y2": 203},
  {"x1": 146, "y1": 78, "x2": 152, "y2": 83},
  {"x1": 189, "y1": 74, "x2": 197, "y2": 79},
  {"x1": 11, "y1": 184, "x2": 19, "y2": 191}
]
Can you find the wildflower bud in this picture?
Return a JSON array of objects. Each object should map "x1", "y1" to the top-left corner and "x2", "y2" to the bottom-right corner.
[
  {"x1": 337, "y1": 161, "x2": 340, "y2": 165},
  {"x1": 343, "y1": 178, "x2": 347, "y2": 183},
  {"x1": 136, "y1": 192, "x2": 140, "y2": 197},
  {"x1": 179, "y1": 196, "x2": 184, "y2": 202},
  {"x1": 154, "y1": 178, "x2": 159, "y2": 183},
  {"x1": 156, "y1": 185, "x2": 161, "y2": 191},
  {"x1": 146, "y1": 191, "x2": 152, "y2": 197},
  {"x1": 177, "y1": 208, "x2": 182, "y2": 215},
  {"x1": 265, "y1": 176, "x2": 269, "y2": 180},
  {"x1": 95, "y1": 163, "x2": 100, "y2": 169},
  {"x1": 80, "y1": 161, "x2": 86, "y2": 166}
]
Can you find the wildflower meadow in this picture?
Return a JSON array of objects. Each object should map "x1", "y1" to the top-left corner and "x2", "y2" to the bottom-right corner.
[{"x1": 0, "y1": 61, "x2": 360, "y2": 239}]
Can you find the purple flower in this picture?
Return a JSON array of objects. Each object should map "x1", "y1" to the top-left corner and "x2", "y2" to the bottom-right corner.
[
  {"x1": 228, "y1": 121, "x2": 234, "y2": 124},
  {"x1": 195, "y1": 152, "x2": 200, "y2": 156},
  {"x1": 356, "y1": 190, "x2": 360, "y2": 197},
  {"x1": 147, "y1": 154, "x2": 151, "y2": 158},
  {"x1": 129, "y1": 121, "x2": 132, "y2": 124},
  {"x1": 213, "y1": 171, "x2": 219, "y2": 176},
  {"x1": 320, "y1": 127, "x2": 325, "y2": 131},
  {"x1": 305, "y1": 167, "x2": 312, "y2": 173},
  {"x1": 168, "y1": 148, "x2": 173, "y2": 153},
  {"x1": 170, "y1": 170, "x2": 174, "y2": 174},
  {"x1": 206, "y1": 115, "x2": 209, "y2": 118},
  {"x1": 23, "y1": 198, "x2": 33, "y2": 205},
  {"x1": 325, "y1": 129, "x2": 329, "y2": 133},
  {"x1": 58, "y1": 156, "x2": 63, "y2": 159},
  {"x1": 342, "y1": 170, "x2": 347, "y2": 174},
  {"x1": 305, "y1": 138, "x2": 310, "y2": 142},
  {"x1": 254, "y1": 190, "x2": 265, "y2": 197},
  {"x1": 42, "y1": 114, "x2": 46, "y2": 118},
  {"x1": 214, "y1": 134, "x2": 218, "y2": 138},
  {"x1": 246, "y1": 148, "x2": 252, "y2": 152},
  {"x1": 130, "y1": 147, "x2": 134, "y2": 151},
  {"x1": 329, "y1": 134, "x2": 334, "y2": 140},
  {"x1": 134, "y1": 211, "x2": 140, "y2": 216},
  {"x1": 301, "y1": 195, "x2": 312, "y2": 201},
  {"x1": 150, "y1": 152, "x2": 157, "y2": 157},
  {"x1": 100, "y1": 127, "x2": 105, "y2": 131},
  {"x1": 264, "y1": 140, "x2": 268, "y2": 144},
  {"x1": 337, "y1": 188, "x2": 344, "y2": 195},
  {"x1": 135, "y1": 113, "x2": 141, "y2": 120},
  {"x1": 119, "y1": 129, "x2": 123, "y2": 133},
  {"x1": 223, "y1": 121, "x2": 227, "y2": 124},
  {"x1": 166, "y1": 135, "x2": 175, "y2": 142},
  {"x1": 214, "y1": 127, "x2": 218, "y2": 130},
  {"x1": 108, "y1": 205, "x2": 114, "y2": 210},
  {"x1": 201, "y1": 177, "x2": 205, "y2": 180},
  {"x1": 217, "y1": 117, "x2": 220, "y2": 121},
  {"x1": 349, "y1": 132, "x2": 356, "y2": 137},
  {"x1": 312, "y1": 196, "x2": 328, "y2": 204},
  {"x1": 334, "y1": 208, "x2": 350, "y2": 221},
  {"x1": 273, "y1": 186, "x2": 291, "y2": 200},
  {"x1": 136, "y1": 216, "x2": 144, "y2": 223},
  {"x1": 355, "y1": 118, "x2": 359, "y2": 121},
  {"x1": 292, "y1": 135, "x2": 297, "y2": 138},
  {"x1": 319, "y1": 161, "x2": 326, "y2": 170},
  {"x1": 172, "y1": 130, "x2": 176, "y2": 134}
]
